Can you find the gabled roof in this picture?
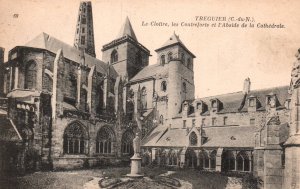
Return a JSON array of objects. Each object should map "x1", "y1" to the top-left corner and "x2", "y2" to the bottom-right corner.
[
  {"x1": 117, "y1": 17, "x2": 137, "y2": 41},
  {"x1": 129, "y1": 63, "x2": 168, "y2": 83},
  {"x1": 25, "y1": 33, "x2": 118, "y2": 78},
  {"x1": 155, "y1": 32, "x2": 196, "y2": 58}
]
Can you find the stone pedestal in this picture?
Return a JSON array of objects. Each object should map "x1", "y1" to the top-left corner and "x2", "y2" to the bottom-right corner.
[{"x1": 126, "y1": 154, "x2": 143, "y2": 178}]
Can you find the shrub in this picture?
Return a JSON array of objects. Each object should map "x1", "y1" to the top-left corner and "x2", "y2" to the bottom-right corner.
[{"x1": 99, "y1": 178, "x2": 122, "y2": 188}]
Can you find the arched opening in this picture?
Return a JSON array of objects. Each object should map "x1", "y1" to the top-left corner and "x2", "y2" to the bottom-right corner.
[
  {"x1": 121, "y1": 130, "x2": 134, "y2": 156},
  {"x1": 110, "y1": 50, "x2": 118, "y2": 63},
  {"x1": 81, "y1": 89, "x2": 88, "y2": 112},
  {"x1": 63, "y1": 121, "x2": 87, "y2": 154},
  {"x1": 236, "y1": 151, "x2": 251, "y2": 172},
  {"x1": 161, "y1": 81, "x2": 167, "y2": 92},
  {"x1": 189, "y1": 132, "x2": 198, "y2": 146},
  {"x1": 25, "y1": 61, "x2": 37, "y2": 89},
  {"x1": 169, "y1": 150, "x2": 177, "y2": 166},
  {"x1": 221, "y1": 151, "x2": 235, "y2": 172},
  {"x1": 141, "y1": 87, "x2": 147, "y2": 110},
  {"x1": 199, "y1": 151, "x2": 209, "y2": 169},
  {"x1": 185, "y1": 149, "x2": 197, "y2": 168},
  {"x1": 96, "y1": 126, "x2": 115, "y2": 154},
  {"x1": 210, "y1": 150, "x2": 217, "y2": 170}
]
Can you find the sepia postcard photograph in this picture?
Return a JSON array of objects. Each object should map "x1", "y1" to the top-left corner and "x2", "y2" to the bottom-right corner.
[{"x1": 0, "y1": 0, "x2": 299, "y2": 188}]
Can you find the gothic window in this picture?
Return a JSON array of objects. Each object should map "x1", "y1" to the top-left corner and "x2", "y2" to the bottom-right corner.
[
  {"x1": 121, "y1": 130, "x2": 134, "y2": 155},
  {"x1": 161, "y1": 55, "x2": 165, "y2": 65},
  {"x1": 25, "y1": 61, "x2": 37, "y2": 89},
  {"x1": 96, "y1": 126, "x2": 115, "y2": 154},
  {"x1": 161, "y1": 81, "x2": 167, "y2": 92},
  {"x1": 199, "y1": 151, "x2": 209, "y2": 169},
  {"x1": 222, "y1": 151, "x2": 235, "y2": 171},
  {"x1": 63, "y1": 122, "x2": 87, "y2": 154},
  {"x1": 189, "y1": 132, "x2": 197, "y2": 146},
  {"x1": 111, "y1": 50, "x2": 118, "y2": 63},
  {"x1": 96, "y1": 82, "x2": 104, "y2": 114},
  {"x1": 185, "y1": 149, "x2": 197, "y2": 168},
  {"x1": 181, "y1": 53, "x2": 185, "y2": 64},
  {"x1": 141, "y1": 87, "x2": 147, "y2": 110},
  {"x1": 236, "y1": 151, "x2": 250, "y2": 171},
  {"x1": 169, "y1": 150, "x2": 177, "y2": 166},
  {"x1": 167, "y1": 52, "x2": 173, "y2": 62},
  {"x1": 159, "y1": 115, "x2": 164, "y2": 125}
]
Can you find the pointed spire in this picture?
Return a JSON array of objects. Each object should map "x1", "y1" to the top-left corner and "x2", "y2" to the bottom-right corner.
[
  {"x1": 74, "y1": 1, "x2": 96, "y2": 57},
  {"x1": 117, "y1": 16, "x2": 137, "y2": 41}
]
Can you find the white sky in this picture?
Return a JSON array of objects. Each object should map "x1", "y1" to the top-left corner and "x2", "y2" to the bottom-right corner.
[{"x1": 0, "y1": 0, "x2": 299, "y2": 97}]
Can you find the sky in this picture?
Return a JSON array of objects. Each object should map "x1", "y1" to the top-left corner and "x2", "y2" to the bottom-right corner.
[{"x1": 0, "y1": 0, "x2": 299, "y2": 97}]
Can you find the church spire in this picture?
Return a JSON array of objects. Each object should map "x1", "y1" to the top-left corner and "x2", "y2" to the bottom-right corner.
[
  {"x1": 117, "y1": 17, "x2": 137, "y2": 41},
  {"x1": 74, "y1": 1, "x2": 96, "y2": 57}
]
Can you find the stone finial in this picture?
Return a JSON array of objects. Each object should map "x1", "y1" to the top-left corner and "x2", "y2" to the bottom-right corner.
[{"x1": 243, "y1": 77, "x2": 251, "y2": 94}]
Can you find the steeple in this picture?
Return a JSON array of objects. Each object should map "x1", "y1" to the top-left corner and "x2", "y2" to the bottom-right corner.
[
  {"x1": 117, "y1": 17, "x2": 137, "y2": 41},
  {"x1": 74, "y1": 1, "x2": 96, "y2": 57}
]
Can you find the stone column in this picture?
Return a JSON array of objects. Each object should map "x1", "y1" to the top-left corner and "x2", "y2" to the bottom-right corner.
[{"x1": 215, "y1": 148, "x2": 223, "y2": 172}]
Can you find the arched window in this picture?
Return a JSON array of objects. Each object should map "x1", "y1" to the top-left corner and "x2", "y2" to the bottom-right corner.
[
  {"x1": 236, "y1": 151, "x2": 250, "y2": 171},
  {"x1": 222, "y1": 151, "x2": 235, "y2": 172},
  {"x1": 160, "y1": 55, "x2": 165, "y2": 65},
  {"x1": 161, "y1": 81, "x2": 167, "y2": 92},
  {"x1": 68, "y1": 73, "x2": 77, "y2": 99},
  {"x1": 185, "y1": 149, "x2": 197, "y2": 168},
  {"x1": 42, "y1": 73, "x2": 52, "y2": 92},
  {"x1": 181, "y1": 53, "x2": 185, "y2": 64},
  {"x1": 25, "y1": 61, "x2": 37, "y2": 89},
  {"x1": 81, "y1": 89, "x2": 88, "y2": 112},
  {"x1": 96, "y1": 82, "x2": 104, "y2": 114},
  {"x1": 110, "y1": 50, "x2": 118, "y2": 63},
  {"x1": 121, "y1": 130, "x2": 135, "y2": 155},
  {"x1": 63, "y1": 122, "x2": 87, "y2": 154},
  {"x1": 210, "y1": 150, "x2": 217, "y2": 170},
  {"x1": 189, "y1": 132, "x2": 198, "y2": 146},
  {"x1": 96, "y1": 126, "x2": 115, "y2": 154},
  {"x1": 167, "y1": 52, "x2": 173, "y2": 62},
  {"x1": 200, "y1": 151, "x2": 209, "y2": 169},
  {"x1": 169, "y1": 150, "x2": 177, "y2": 166},
  {"x1": 159, "y1": 115, "x2": 164, "y2": 125},
  {"x1": 141, "y1": 87, "x2": 147, "y2": 110}
]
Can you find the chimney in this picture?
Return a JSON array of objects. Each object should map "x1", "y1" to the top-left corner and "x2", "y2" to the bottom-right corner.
[{"x1": 243, "y1": 77, "x2": 251, "y2": 94}]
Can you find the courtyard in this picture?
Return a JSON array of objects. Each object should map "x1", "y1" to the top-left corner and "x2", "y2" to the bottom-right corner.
[{"x1": 0, "y1": 167, "x2": 258, "y2": 189}]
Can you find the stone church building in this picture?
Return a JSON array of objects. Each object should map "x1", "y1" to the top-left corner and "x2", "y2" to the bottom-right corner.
[{"x1": 0, "y1": 1, "x2": 299, "y2": 189}]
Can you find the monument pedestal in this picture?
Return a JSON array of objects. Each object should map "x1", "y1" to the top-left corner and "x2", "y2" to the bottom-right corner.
[{"x1": 126, "y1": 154, "x2": 143, "y2": 178}]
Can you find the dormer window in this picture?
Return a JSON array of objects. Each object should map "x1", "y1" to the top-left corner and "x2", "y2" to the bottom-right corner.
[
  {"x1": 248, "y1": 96, "x2": 258, "y2": 112},
  {"x1": 194, "y1": 100, "x2": 207, "y2": 115},
  {"x1": 249, "y1": 98, "x2": 255, "y2": 107},
  {"x1": 266, "y1": 93, "x2": 278, "y2": 108},
  {"x1": 211, "y1": 99, "x2": 221, "y2": 112},
  {"x1": 212, "y1": 100, "x2": 217, "y2": 108}
]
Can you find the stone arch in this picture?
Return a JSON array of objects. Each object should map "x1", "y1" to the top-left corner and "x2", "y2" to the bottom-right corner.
[
  {"x1": 168, "y1": 149, "x2": 178, "y2": 166},
  {"x1": 121, "y1": 130, "x2": 135, "y2": 156},
  {"x1": 236, "y1": 151, "x2": 251, "y2": 171},
  {"x1": 199, "y1": 150, "x2": 209, "y2": 169},
  {"x1": 210, "y1": 150, "x2": 217, "y2": 170},
  {"x1": 221, "y1": 150, "x2": 236, "y2": 172},
  {"x1": 63, "y1": 121, "x2": 88, "y2": 154},
  {"x1": 111, "y1": 49, "x2": 118, "y2": 63},
  {"x1": 96, "y1": 126, "x2": 116, "y2": 154},
  {"x1": 185, "y1": 149, "x2": 197, "y2": 168}
]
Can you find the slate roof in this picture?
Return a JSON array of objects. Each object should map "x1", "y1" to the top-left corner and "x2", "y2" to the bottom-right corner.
[
  {"x1": 25, "y1": 33, "x2": 118, "y2": 78},
  {"x1": 201, "y1": 126, "x2": 256, "y2": 148},
  {"x1": 155, "y1": 32, "x2": 196, "y2": 58},
  {"x1": 176, "y1": 85, "x2": 290, "y2": 117},
  {"x1": 117, "y1": 17, "x2": 137, "y2": 41},
  {"x1": 130, "y1": 63, "x2": 168, "y2": 83}
]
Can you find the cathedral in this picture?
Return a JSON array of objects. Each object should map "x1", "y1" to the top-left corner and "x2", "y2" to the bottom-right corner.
[{"x1": 0, "y1": 2, "x2": 299, "y2": 189}]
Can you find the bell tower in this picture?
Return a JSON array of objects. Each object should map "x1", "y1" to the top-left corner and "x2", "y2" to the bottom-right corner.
[
  {"x1": 102, "y1": 17, "x2": 150, "y2": 79},
  {"x1": 74, "y1": 1, "x2": 96, "y2": 57}
]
